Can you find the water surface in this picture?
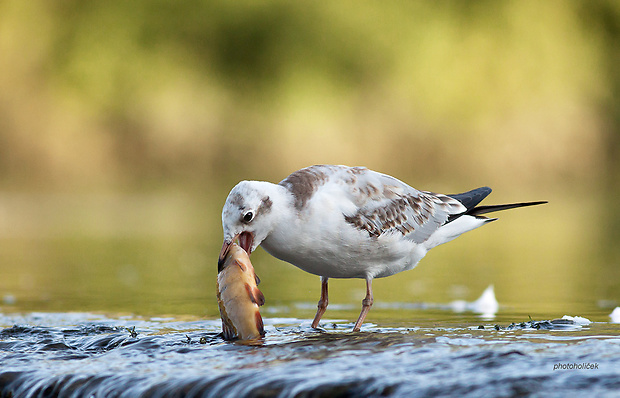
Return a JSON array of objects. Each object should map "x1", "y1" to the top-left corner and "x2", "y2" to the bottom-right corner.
[
  {"x1": 1, "y1": 310, "x2": 619, "y2": 397},
  {"x1": 1, "y1": 192, "x2": 619, "y2": 396}
]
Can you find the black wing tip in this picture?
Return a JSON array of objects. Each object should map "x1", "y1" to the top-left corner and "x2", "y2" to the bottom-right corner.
[{"x1": 448, "y1": 187, "x2": 493, "y2": 211}]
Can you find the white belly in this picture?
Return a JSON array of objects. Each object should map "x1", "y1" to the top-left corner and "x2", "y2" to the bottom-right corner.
[{"x1": 260, "y1": 222, "x2": 427, "y2": 279}]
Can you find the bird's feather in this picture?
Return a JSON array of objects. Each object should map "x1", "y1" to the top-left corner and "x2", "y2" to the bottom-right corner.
[{"x1": 281, "y1": 165, "x2": 466, "y2": 244}]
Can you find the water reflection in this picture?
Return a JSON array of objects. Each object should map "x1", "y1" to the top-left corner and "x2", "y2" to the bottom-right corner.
[{"x1": 0, "y1": 190, "x2": 618, "y2": 323}]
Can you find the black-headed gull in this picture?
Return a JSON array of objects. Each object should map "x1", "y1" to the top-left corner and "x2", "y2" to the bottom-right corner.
[{"x1": 218, "y1": 165, "x2": 546, "y2": 331}]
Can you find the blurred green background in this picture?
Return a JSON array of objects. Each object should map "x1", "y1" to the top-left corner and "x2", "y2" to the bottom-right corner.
[{"x1": 1, "y1": 1, "x2": 619, "y2": 321}]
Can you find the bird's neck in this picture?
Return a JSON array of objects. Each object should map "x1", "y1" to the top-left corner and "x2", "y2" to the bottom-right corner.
[
  {"x1": 249, "y1": 181, "x2": 295, "y2": 227},
  {"x1": 267, "y1": 182, "x2": 296, "y2": 221},
  {"x1": 258, "y1": 182, "x2": 298, "y2": 249}
]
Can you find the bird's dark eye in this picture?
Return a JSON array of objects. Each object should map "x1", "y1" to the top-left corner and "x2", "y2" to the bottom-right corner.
[{"x1": 243, "y1": 211, "x2": 254, "y2": 222}]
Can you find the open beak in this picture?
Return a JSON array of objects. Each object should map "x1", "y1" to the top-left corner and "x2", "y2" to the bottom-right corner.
[
  {"x1": 218, "y1": 239, "x2": 233, "y2": 269},
  {"x1": 238, "y1": 231, "x2": 254, "y2": 254},
  {"x1": 218, "y1": 232, "x2": 254, "y2": 267}
]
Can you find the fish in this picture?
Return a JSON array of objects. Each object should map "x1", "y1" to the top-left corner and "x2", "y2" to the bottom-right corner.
[{"x1": 216, "y1": 243, "x2": 265, "y2": 341}]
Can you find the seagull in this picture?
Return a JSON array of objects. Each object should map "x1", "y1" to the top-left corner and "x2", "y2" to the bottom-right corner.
[{"x1": 218, "y1": 165, "x2": 546, "y2": 331}]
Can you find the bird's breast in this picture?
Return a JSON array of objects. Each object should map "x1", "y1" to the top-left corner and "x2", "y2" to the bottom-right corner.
[{"x1": 261, "y1": 223, "x2": 421, "y2": 279}]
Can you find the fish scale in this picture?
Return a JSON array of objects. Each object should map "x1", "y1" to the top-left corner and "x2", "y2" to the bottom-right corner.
[{"x1": 216, "y1": 243, "x2": 265, "y2": 341}]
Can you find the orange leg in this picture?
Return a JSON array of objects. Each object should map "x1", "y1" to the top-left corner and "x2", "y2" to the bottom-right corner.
[
  {"x1": 311, "y1": 277, "x2": 329, "y2": 329},
  {"x1": 353, "y1": 278, "x2": 373, "y2": 332}
]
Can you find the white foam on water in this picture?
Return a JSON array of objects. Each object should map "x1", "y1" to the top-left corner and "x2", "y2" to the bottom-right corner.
[
  {"x1": 449, "y1": 284, "x2": 499, "y2": 317},
  {"x1": 561, "y1": 315, "x2": 592, "y2": 325},
  {"x1": 610, "y1": 307, "x2": 620, "y2": 323}
]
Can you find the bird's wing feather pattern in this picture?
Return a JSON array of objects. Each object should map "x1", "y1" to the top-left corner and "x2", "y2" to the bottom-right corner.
[{"x1": 323, "y1": 166, "x2": 467, "y2": 243}]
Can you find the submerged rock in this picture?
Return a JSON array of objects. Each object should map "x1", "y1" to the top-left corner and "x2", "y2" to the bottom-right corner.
[{"x1": 502, "y1": 317, "x2": 589, "y2": 331}]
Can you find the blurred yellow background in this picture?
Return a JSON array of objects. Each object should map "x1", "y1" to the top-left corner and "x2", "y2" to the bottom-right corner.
[{"x1": 0, "y1": 1, "x2": 618, "y2": 320}]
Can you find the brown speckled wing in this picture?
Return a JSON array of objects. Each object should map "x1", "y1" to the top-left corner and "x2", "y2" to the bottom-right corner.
[
  {"x1": 339, "y1": 168, "x2": 465, "y2": 244},
  {"x1": 279, "y1": 165, "x2": 342, "y2": 210},
  {"x1": 279, "y1": 165, "x2": 465, "y2": 243}
]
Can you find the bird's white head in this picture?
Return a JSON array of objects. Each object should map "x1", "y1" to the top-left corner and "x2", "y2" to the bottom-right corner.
[{"x1": 219, "y1": 180, "x2": 279, "y2": 266}]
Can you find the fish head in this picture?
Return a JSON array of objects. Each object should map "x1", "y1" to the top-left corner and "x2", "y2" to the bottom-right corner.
[
  {"x1": 219, "y1": 181, "x2": 274, "y2": 266},
  {"x1": 218, "y1": 242, "x2": 253, "y2": 274}
]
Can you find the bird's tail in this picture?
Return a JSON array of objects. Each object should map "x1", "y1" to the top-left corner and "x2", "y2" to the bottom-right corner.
[
  {"x1": 428, "y1": 197, "x2": 546, "y2": 250},
  {"x1": 447, "y1": 187, "x2": 547, "y2": 223},
  {"x1": 467, "y1": 201, "x2": 548, "y2": 218}
]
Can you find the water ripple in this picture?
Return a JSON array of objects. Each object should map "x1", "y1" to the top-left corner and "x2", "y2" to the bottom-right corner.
[{"x1": 1, "y1": 313, "x2": 620, "y2": 397}]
